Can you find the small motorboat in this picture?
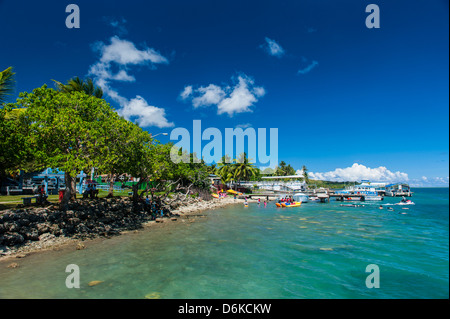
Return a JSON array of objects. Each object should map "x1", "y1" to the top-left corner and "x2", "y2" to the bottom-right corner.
[{"x1": 395, "y1": 200, "x2": 415, "y2": 205}]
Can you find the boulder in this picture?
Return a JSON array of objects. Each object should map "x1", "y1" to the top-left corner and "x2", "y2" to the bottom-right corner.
[{"x1": 2, "y1": 233, "x2": 24, "y2": 246}]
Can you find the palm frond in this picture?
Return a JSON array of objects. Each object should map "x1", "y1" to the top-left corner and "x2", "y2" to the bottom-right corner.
[{"x1": 0, "y1": 67, "x2": 16, "y2": 103}]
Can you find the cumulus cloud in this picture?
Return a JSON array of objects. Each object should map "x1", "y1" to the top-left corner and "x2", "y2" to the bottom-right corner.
[
  {"x1": 192, "y1": 84, "x2": 226, "y2": 108},
  {"x1": 88, "y1": 36, "x2": 173, "y2": 128},
  {"x1": 118, "y1": 96, "x2": 173, "y2": 128},
  {"x1": 180, "y1": 74, "x2": 265, "y2": 116},
  {"x1": 179, "y1": 85, "x2": 193, "y2": 100},
  {"x1": 261, "y1": 37, "x2": 285, "y2": 57},
  {"x1": 99, "y1": 38, "x2": 167, "y2": 65},
  {"x1": 308, "y1": 163, "x2": 409, "y2": 183},
  {"x1": 410, "y1": 176, "x2": 449, "y2": 187}
]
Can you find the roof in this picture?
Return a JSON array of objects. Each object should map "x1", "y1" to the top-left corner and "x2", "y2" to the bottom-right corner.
[
  {"x1": 261, "y1": 175, "x2": 305, "y2": 179},
  {"x1": 386, "y1": 183, "x2": 410, "y2": 187}
]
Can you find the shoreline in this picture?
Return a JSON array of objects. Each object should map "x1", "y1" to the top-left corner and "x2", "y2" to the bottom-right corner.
[{"x1": 0, "y1": 196, "x2": 245, "y2": 264}]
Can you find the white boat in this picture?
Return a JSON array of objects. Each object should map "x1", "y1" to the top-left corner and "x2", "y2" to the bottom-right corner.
[
  {"x1": 293, "y1": 192, "x2": 309, "y2": 203},
  {"x1": 395, "y1": 200, "x2": 415, "y2": 205},
  {"x1": 365, "y1": 195, "x2": 384, "y2": 201},
  {"x1": 335, "y1": 182, "x2": 384, "y2": 201}
]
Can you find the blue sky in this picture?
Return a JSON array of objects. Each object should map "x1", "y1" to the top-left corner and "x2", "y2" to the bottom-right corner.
[{"x1": 0, "y1": 0, "x2": 448, "y2": 186}]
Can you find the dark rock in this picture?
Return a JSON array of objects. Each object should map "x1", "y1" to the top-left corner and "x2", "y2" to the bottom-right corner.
[
  {"x1": 36, "y1": 222, "x2": 51, "y2": 234},
  {"x1": 23, "y1": 229, "x2": 39, "y2": 241},
  {"x1": 2, "y1": 233, "x2": 25, "y2": 246}
]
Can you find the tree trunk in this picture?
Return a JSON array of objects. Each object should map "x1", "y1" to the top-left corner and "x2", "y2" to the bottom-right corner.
[
  {"x1": 107, "y1": 174, "x2": 115, "y2": 198},
  {"x1": 70, "y1": 175, "x2": 77, "y2": 200},
  {"x1": 60, "y1": 172, "x2": 73, "y2": 210}
]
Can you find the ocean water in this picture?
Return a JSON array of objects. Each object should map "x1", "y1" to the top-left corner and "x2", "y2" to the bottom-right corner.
[{"x1": 0, "y1": 188, "x2": 448, "y2": 299}]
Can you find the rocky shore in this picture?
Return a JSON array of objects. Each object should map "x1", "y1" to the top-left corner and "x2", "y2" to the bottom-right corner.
[{"x1": 0, "y1": 194, "x2": 242, "y2": 261}]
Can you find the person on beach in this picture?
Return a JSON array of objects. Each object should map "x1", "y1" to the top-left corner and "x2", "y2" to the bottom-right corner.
[
  {"x1": 145, "y1": 196, "x2": 151, "y2": 213},
  {"x1": 258, "y1": 198, "x2": 261, "y2": 205},
  {"x1": 264, "y1": 200, "x2": 267, "y2": 207},
  {"x1": 38, "y1": 185, "x2": 48, "y2": 204}
]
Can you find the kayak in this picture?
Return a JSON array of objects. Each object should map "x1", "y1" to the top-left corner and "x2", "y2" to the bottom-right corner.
[
  {"x1": 227, "y1": 189, "x2": 243, "y2": 195},
  {"x1": 212, "y1": 193, "x2": 219, "y2": 198}
]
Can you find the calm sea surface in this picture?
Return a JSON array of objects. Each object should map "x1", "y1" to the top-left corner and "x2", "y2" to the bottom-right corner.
[{"x1": 0, "y1": 188, "x2": 448, "y2": 299}]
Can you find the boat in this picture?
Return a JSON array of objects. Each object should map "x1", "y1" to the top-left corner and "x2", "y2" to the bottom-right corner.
[
  {"x1": 335, "y1": 182, "x2": 384, "y2": 201},
  {"x1": 365, "y1": 194, "x2": 384, "y2": 201},
  {"x1": 227, "y1": 189, "x2": 243, "y2": 196},
  {"x1": 212, "y1": 193, "x2": 219, "y2": 198},
  {"x1": 395, "y1": 200, "x2": 415, "y2": 205},
  {"x1": 280, "y1": 201, "x2": 302, "y2": 208},
  {"x1": 293, "y1": 192, "x2": 309, "y2": 203}
]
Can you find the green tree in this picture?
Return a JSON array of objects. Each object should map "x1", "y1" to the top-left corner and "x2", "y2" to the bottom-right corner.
[
  {"x1": 93, "y1": 113, "x2": 146, "y2": 197},
  {"x1": 0, "y1": 105, "x2": 34, "y2": 188},
  {"x1": 53, "y1": 76, "x2": 103, "y2": 98},
  {"x1": 302, "y1": 165, "x2": 309, "y2": 184},
  {"x1": 0, "y1": 67, "x2": 15, "y2": 103},
  {"x1": 216, "y1": 155, "x2": 234, "y2": 186},
  {"x1": 13, "y1": 85, "x2": 115, "y2": 208},
  {"x1": 275, "y1": 161, "x2": 295, "y2": 176},
  {"x1": 232, "y1": 153, "x2": 258, "y2": 188}
]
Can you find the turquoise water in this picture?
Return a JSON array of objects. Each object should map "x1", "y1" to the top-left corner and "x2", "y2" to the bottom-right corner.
[{"x1": 0, "y1": 188, "x2": 448, "y2": 299}]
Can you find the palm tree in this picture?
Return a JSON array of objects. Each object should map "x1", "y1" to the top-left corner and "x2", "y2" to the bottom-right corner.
[
  {"x1": 302, "y1": 165, "x2": 309, "y2": 184},
  {"x1": 0, "y1": 67, "x2": 15, "y2": 104},
  {"x1": 232, "y1": 153, "x2": 257, "y2": 188},
  {"x1": 53, "y1": 76, "x2": 103, "y2": 98},
  {"x1": 217, "y1": 155, "x2": 234, "y2": 187}
]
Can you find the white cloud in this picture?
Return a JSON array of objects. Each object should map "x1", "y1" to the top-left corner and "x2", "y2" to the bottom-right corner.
[
  {"x1": 308, "y1": 163, "x2": 409, "y2": 183},
  {"x1": 410, "y1": 176, "x2": 449, "y2": 187},
  {"x1": 179, "y1": 85, "x2": 193, "y2": 100},
  {"x1": 262, "y1": 37, "x2": 285, "y2": 57},
  {"x1": 118, "y1": 96, "x2": 174, "y2": 128},
  {"x1": 298, "y1": 60, "x2": 319, "y2": 74},
  {"x1": 97, "y1": 36, "x2": 168, "y2": 66},
  {"x1": 192, "y1": 84, "x2": 226, "y2": 108},
  {"x1": 180, "y1": 74, "x2": 265, "y2": 117},
  {"x1": 88, "y1": 36, "x2": 173, "y2": 128},
  {"x1": 217, "y1": 76, "x2": 265, "y2": 115}
]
